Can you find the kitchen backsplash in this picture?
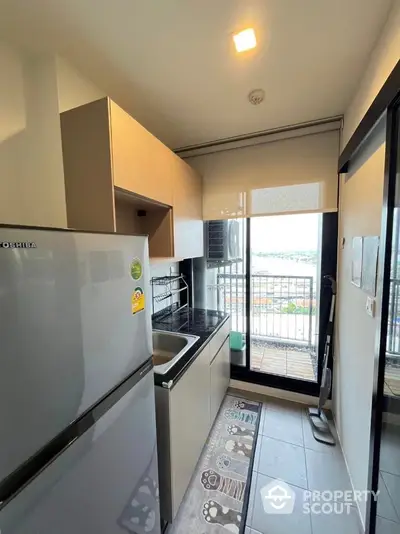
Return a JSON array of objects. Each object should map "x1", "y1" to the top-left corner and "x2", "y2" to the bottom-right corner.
[{"x1": 150, "y1": 261, "x2": 180, "y2": 315}]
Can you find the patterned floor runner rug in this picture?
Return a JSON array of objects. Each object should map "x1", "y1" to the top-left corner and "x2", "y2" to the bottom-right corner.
[{"x1": 169, "y1": 395, "x2": 261, "y2": 534}]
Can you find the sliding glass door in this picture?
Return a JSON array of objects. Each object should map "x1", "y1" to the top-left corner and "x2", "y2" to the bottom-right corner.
[
  {"x1": 370, "y1": 103, "x2": 400, "y2": 534},
  {"x1": 204, "y1": 212, "x2": 337, "y2": 396},
  {"x1": 249, "y1": 213, "x2": 321, "y2": 383}
]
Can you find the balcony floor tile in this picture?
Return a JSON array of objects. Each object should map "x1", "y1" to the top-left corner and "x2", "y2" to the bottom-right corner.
[{"x1": 250, "y1": 341, "x2": 316, "y2": 382}]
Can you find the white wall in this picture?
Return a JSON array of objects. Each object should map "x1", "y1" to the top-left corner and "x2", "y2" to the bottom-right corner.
[
  {"x1": 56, "y1": 56, "x2": 105, "y2": 113},
  {"x1": 0, "y1": 42, "x2": 66, "y2": 227},
  {"x1": 342, "y1": 0, "x2": 400, "y2": 144},
  {"x1": 150, "y1": 261, "x2": 180, "y2": 315},
  {"x1": 0, "y1": 43, "x2": 105, "y2": 227},
  {"x1": 334, "y1": 0, "x2": 400, "y2": 527}
]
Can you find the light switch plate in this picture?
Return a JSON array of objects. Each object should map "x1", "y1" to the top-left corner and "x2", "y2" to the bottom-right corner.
[{"x1": 366, "y1": 296, "x2": 375, "y2": 318}]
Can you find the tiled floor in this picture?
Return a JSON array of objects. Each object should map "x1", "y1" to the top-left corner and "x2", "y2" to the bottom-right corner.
[
  {"x1": 384, "y1": 365, "x2": 400, "y2": 396},
  {"x1": 250, "y1": 342, "x2": 317, "y2": 382},
  {"x1": 377, "y1": 423, "x2": 400, "y2": 530},
  {"x1": 240, "y1": 395, "x2": 362, "y2": 534}
]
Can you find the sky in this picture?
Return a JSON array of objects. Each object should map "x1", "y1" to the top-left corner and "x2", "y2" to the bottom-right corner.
[{"x1": 250, "y1": 213, "x2": 321, "y2": 253}]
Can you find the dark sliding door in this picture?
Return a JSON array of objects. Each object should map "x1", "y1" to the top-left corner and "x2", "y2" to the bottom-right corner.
[
  {"x1": 201, "y1": 213, "x2": 338, "y2": 397},
  {"x1": 230, "y1": 213, "x2": 337, "y2": 397},
  {"x1": 370, "y1": 103, "x2": 400, "y2": 534}
]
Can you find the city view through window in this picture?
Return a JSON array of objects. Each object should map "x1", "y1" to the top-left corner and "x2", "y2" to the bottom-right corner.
[{"x1": 207, "y1": 213, "x2": 321, "y2": 382}]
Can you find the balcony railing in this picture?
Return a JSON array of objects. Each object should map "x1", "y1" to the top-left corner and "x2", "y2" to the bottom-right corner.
[
  {"x1": 387, "y1": 278, "x2": 400, "y2": 356},
  {"x1": 211, "y1": 273, "x2": 316, "y2": 348}
]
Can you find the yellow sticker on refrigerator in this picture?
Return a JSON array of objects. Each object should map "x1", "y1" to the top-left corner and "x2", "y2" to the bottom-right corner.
[{"x1": 131, "y1": 287, "x2": 145, "y2": 315}]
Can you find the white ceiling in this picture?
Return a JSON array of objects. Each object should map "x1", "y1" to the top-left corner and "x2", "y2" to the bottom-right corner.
[{"x1": 0, "y1": 0, "x2": 393, "y2": 149}]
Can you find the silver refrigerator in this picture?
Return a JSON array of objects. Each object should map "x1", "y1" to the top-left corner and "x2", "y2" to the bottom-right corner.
[{"x1": 0, "y1": 226, "x2": 161, "y2": 534}]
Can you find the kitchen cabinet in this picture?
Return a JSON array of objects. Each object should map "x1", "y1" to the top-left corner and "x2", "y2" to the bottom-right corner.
[
  {"x1": 61, "y1": 98, "x2": 115, "y2": 234},
  {"x1": 154, "y1": 317, "x2": 231, "y2": 522},
  {"x1": 158, "y1": 343, "x2": 210, "y2": 521},
  {"x1": 114, "y1": 188, "x2": 174, "y2": 258},
  {"x1": 109, "y1": 100, "x2": 173, "y2": 206},
  {"x1": 60, "y1": 97, "x2": 203, "y2": 259},
  {"x1": 171, "y1": 156, "x2": 204, "y2": 259},
  {"x1": 210, "y1": 336, "x2": 230, "y2": 423}
]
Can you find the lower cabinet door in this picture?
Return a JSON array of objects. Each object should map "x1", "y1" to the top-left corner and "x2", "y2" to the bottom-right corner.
[
  {"x1": 169, "y1": 344, "x2": 211, "y2": 520},
  {"x1": 210, "y1": 336, "x2": 230, "y2": 424}
]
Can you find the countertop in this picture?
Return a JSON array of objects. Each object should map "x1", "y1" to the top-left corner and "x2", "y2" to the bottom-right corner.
[{"x1": 152, "y1": 307, "x2": 230, "y2": 388}]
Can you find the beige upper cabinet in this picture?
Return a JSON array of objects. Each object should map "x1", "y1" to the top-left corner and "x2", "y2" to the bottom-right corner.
[
  {"x1": 61, "y1": 98, "x2": 116, "y2": 233},
  {"x1": 109, "y1": 101, "x2": 173, "y2": 206},
  {"x1": 60, "y1": 97, "x2": 203, "y2": 260},
  {"x1": 171, "y1": 156, "x2": 204, "y2": 259}
]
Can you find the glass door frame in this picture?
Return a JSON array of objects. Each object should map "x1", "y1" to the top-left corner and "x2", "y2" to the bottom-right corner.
[
  {"x1": 230, "y1": 212, "x2": 338, "y2": 397},
  {"x1": 332, "y1": 58, "x2": 400, "y2": 534},
  {"x1": 365, "y1": 98, "x2": 400, "y2": 534}
]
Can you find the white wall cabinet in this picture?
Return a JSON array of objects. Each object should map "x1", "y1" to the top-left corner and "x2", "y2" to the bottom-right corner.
[{"x1": 155, "y1": 318, "x2": 231, "y2": 522}]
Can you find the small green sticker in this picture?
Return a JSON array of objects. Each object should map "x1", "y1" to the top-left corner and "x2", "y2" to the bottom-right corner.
[{"x1": 130, "y1": 258, "x2": 142, "y2": 281}]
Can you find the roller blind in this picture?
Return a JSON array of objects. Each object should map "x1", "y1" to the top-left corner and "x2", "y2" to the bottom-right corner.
[{"x1": 185, "y1": 129, "x2": 339, "y2": 220}]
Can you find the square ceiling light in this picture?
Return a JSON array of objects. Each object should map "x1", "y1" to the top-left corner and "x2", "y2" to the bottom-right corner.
[{"x1": 233, "y1": 28, "x2": 257, "y2": 53}]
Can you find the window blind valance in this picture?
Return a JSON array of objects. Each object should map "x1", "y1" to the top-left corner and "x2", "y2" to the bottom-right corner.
[{"x1": 186, "y1": 129, "x2": 339, "y2": 220}]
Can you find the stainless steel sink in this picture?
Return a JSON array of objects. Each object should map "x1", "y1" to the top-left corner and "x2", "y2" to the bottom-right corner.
[{"x1": 152, "y1": 330, "x2": 199, "y2": 375}]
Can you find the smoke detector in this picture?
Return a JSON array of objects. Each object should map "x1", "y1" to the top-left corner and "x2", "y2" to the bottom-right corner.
[{"x1": 248, "y1": 89, "x2": 265, "y2": 105}]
